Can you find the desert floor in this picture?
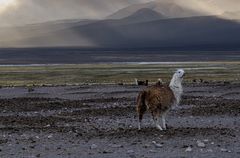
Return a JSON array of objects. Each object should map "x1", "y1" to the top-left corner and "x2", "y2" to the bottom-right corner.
[{"x1": 0, "y1": 82, "x2": 239, "y2": 158}]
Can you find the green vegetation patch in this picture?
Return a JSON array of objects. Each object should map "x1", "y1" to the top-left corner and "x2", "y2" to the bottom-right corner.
[{"x1": 0, "y1": 62, "x2": 239, "y2": 87}]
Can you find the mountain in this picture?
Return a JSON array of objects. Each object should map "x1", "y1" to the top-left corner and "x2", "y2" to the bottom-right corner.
[
  {"x1": 2, "y1": 15, "x2": 240, "y2": 50},
  {"x1": 1, "y1": 0, "x2": 240, "y2": 50},
  {"x1": 107, "y1": 1, "x2": 205, "y2": 19}
]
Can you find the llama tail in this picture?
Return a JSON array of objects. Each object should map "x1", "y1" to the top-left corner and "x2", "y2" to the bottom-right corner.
[{"x1": 136, "y1": 91, "x2": 147, "y2": 130}]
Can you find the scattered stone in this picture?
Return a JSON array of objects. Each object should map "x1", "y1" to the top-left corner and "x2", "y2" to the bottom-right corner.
[
  {"x1": 127, "y1": 150, "x2": 134, "y2": 154},
  {"x1": 143, "y1": 144, "x2": 150, "y2": 148},
  {"x1": 102, "y1": 150, "x2": 113, "y2": 154},
  {"x1": 185, "y1": 147, "x2": 193, "y2": 152},
  {"x1": 220, "y1": 148, "x2": 231, "y2": 153},
  {"x1": 30, "y1": 145, "x2": 35, "y2": 149},
  {"x1": 207, "y1": 149, "x2": 213, "y2": 152},
  {"x1": 90, "y1": 144, "x2": 98, "y2": 149},
  {"x1": 44, "y1": 124, "x2": 51, "y2": 127},
  {"x1": 110, "y1": 144, "x2": 123, "y2": 148},
  {"x1": 152, "y1": 141, "x2": 163, "y2": 148},
  {"x1": 149, "y1": 150, "x2": 157, "y2": 153},
  {"x1": 47, "y1": 134, "x2": 53, "y2": 139},
  {"x1": 197, "y1": 140, "x2": 206, "y2": 148},
  {"x1": 203, "y1": 139, "x2": 209, "y2": 142}
]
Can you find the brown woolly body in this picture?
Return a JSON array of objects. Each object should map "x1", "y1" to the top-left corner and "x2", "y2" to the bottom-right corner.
[{"x1": 136, "y1": 84, "x2": 176, "y2": 128}]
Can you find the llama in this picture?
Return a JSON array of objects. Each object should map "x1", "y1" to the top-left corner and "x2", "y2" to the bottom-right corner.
[
  {"x1": 135, "y1": 78, "x2": 148, "y2": 86},
  {"x1": 156, "y1": 78, "x2": 163, "y2": 86},
  {"x1": 136, "y1": 69, "x2": 185, "y2": 130}
]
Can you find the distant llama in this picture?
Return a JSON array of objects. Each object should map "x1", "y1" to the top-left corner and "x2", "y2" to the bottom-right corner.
[{"x1": 135, "y1": 78, "x2": 148, "y2": 86}]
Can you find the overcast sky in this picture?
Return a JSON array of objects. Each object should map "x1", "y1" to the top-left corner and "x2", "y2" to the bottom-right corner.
[{"x1": 0, "y1": 0, "x2": 239, "y2": 27}]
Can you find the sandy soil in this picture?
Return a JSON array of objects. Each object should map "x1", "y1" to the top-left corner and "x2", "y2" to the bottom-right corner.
[{"x1": 0, "y1": 82, "x2": 239, "y2": 158}]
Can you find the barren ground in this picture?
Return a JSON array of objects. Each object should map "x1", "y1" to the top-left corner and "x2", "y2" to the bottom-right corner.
[{"x1": 0, "y1": 82, "x2": 239, "y2": 158}]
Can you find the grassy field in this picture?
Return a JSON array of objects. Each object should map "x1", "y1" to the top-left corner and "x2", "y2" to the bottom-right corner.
[{"x1": 0, "y1": 62, "x2": 239, "y2": 86}]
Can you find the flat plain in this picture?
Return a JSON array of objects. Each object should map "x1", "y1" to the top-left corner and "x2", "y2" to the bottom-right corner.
[{"x1": 0, "y1": 62, "x2": 239, "y2": 157}]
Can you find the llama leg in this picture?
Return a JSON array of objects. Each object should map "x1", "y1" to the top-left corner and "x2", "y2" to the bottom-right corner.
[
  {"x1": 136, "y1": 91, "x2": 146, "y2": 130},
  {"x1": 156, "y1": 117, "x2": 163, "y2": 131},
  {"x1": 162, "y1": 113, "x2": 167, "y2": 130},
  {"x1": 138, "y1": 108, "x2": 146, "y2": 130},
  {"x1": 138, "y1": 115, "x2": 142, "y2": 130},
  {"x1": 152, "y1": 112, "x2": 163, "y2": 131}
]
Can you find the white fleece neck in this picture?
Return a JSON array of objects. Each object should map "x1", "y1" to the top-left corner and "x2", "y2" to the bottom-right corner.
[{"x1": 169, "y1": 74, "x2": 183, "y2": 105}]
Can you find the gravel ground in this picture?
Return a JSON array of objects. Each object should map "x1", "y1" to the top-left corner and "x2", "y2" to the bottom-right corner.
[{"x1": 0, "y1": 82, "x2": 239, "y2": 158}]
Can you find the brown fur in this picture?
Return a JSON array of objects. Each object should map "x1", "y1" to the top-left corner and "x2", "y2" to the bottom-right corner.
[{"x1": 136, "y1": 84, "x2": 175, "y2": 124}]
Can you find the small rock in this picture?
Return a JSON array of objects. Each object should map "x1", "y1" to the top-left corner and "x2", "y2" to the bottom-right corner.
[
  {"x1": 207, "y1": 149, "x2": 213, "y2": 152},
  {"x1": 197, "y1": 140, "x2": 206, "y2": 148},
  {"x1": 149, "y1": 150, "x2": 157, "y2": 153},
  {"x1": 90, "y1": 144, "x2": 98, "y2": 149},
  {"x1": 127, "y1": 150, "x2": 134, "y2": 154},
  {"x1": 45, "y1": 124, "x2": 51, "y2": 127},
  {"x1": 110, "y1": 144, "x2": 123, "y2": 148},
  {"x1": 203, "y1": 139, "x2": 209, "y2": 142},
  {"x1": 102, "y1": 150, "x2": 113, "y2": 154},
  {"x1": 47, "y1": 134, "x2": 53, "y2": 139},
  {"x1": 152, "y1": 141, "x2": 163, "y2": 148},
  {"x1": 185, "y1": 147, "x2": 193, "y2": 152},
  {"x1": 30, "y1": 145, "x2": 35, "y2": 149},
  {"x1": 221, "y1": 148, "x2": 231, "y2": 153},
  {"x1": 143, "y1": 144, "x2": 150, "y2": 148}
]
